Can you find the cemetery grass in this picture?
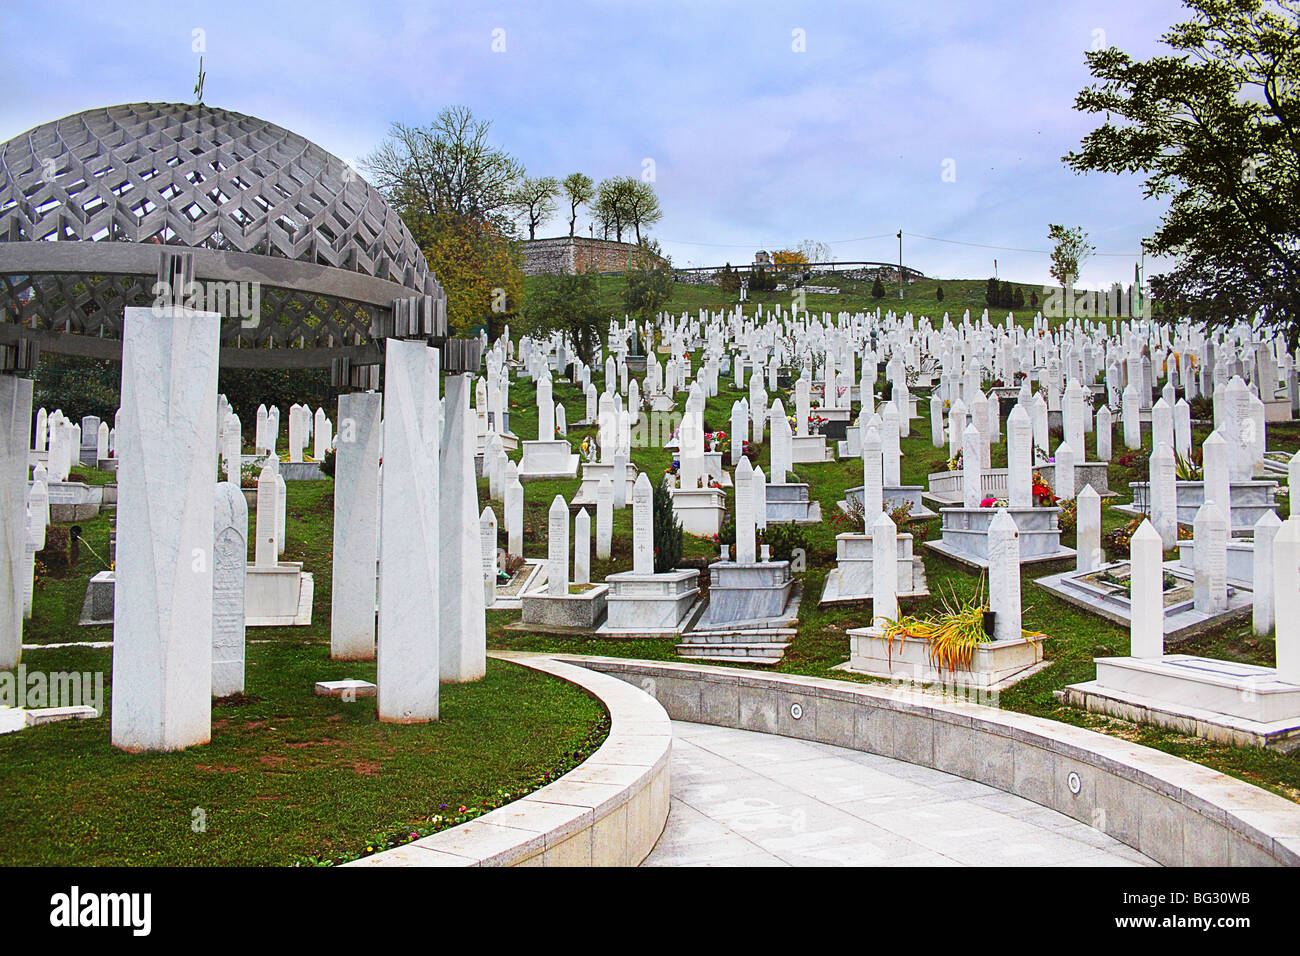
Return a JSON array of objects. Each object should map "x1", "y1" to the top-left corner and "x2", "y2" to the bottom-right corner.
[
  {"x1": 11, "y1": 480, "x2": 608, "y2": 866},
  {"x1": 564, "y1": 274, "x2": 1070, "y2": 333},
  {"x1": 490, "y1": 370, "x2": 1300, "y2": 804}
]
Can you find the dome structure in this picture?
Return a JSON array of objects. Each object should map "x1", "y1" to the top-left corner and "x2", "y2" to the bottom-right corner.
[{"x1": 0, "y1": 102, "x2": 453, "y2": 374}]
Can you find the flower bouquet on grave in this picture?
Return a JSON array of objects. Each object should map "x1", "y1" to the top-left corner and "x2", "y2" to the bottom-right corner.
[
  {"x1": 979, "y1": 497, "x2": 1009, "y2": 508},
  {"x1": 1031, "y1": 472, "x2": 1058, "y2": 506},
  {"x1": 875, "y1": 580, "x2": 993, "y2": 674},
  {"x1": 946, "y1": 451, "x2": 963, "y2": 472}
]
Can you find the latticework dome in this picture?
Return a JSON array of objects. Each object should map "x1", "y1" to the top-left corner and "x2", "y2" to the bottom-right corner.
[
  {"x1": 0, "y1": 102, "x2": 450, "y2": 373},
  {"x1": 0, "y1": 102, "x2": 430, "y2": 287}
]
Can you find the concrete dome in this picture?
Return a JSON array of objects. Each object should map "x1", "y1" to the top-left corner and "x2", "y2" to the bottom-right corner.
[{"x1": 0, "y1": 102, "x2": 430, "y2": 289}]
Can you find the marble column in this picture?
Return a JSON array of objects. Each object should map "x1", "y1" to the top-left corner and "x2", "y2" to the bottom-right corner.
[
  {"x1": 111, "y1": 306, "x2": 220, "y2": 752},
  {"x1": 331, "y1": 391, "x2": 382, "y2": 660},
  {"x1": 377, "y1": 339, "x2": 441, "y2": 724},
  {"x1": 0, "y1": 374, "x2": 33, "y2": 668},
  {"x1": 440, "y1": 373, "x2": 486, "y2": 683}
]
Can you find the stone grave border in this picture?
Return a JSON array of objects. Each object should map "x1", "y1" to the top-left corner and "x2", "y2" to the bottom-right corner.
[
  {"x1": 568, "y1": 656, "x2": 1300, "y2": 866},
  {"x1": 347, "y1": 652, "x2": 670, "y2": 867}
]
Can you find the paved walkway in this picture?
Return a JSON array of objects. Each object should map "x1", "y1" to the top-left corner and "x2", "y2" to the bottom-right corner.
[{"x1": 643, "y1": 721, "x2": 1155, "y2": 866}]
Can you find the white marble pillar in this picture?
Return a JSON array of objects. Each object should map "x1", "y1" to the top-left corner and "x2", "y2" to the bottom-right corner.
[
  {"x1": 440, "y1": 373, "x2": 486, "y2": 683},
  {"x1": 505, "y1": 461, "x2": 524, "y2": 556},
  {"x1": 1253, "y1": 511, "x2": 1281, "y2": 637},
  {"x1": 1274, "y1": 519, "x2": 1300, "y2": 684},
  {"x1": 481, "y1": 507, "x2": 498, "y2": 609},
  {"x1": 1076, "y1": 484, "x2": 1102, "y2": 572},
  {"x1": 331, "y1": 391, "x2": 382, "y2": 660},
  {"x1": 962, "y1": 422, "x2": 982, "y2": 508},
  {"x1": 111, "y1": 306, "x2": 220, "y2": 752},
  {"x1": 871, "y1": 511, "x2": 898, "y2": 626},
  {"x1": 754, "y1": 464, "x2": 768, "y2": 532},
  {"x1": 1007, "y1": 405, "x2": 1032, "y2": 509},
  {"x1": 377, "y1": 339, "x2": 441, "y2": 724},
  {"x1": 548, "y1": 496, "x2": 570, "y2": 596},
  {"x1": 574, "y1": 508, "x2": 591, "y2": 585},
  {"x1": 212, "y1": 481, "x2": 247, "y2": 698},
  {"x1": 735, "y1": 456, "x2": 756, "y2": 564},
  {"x1": 1192, "y1": 502, "x2": 1229, "y2": 614},
  {"x1": 988, "y1": 508, "x2": 1021, "y2": 642},
  {"x1": 632, "y1": 473, "x2": 654, "y2": 575},
  {"x1": 595, "y1": 477, "x2": 613, "y2": 560},
  {"x1": 0, "y1": 374, "x2": 33, "y2": 667},
  {"x1": 1054, "y1": 441, "x2": 1076, "y2": 501},
  {"x1": 1150, "y1": 441, "x2": 1178, "y2": 549},
  {"x1": 1095, "y1": 405, "x2": 1113, "y2": 462},
  {"x1": 1129, "y1": 520, "x2": 1165, "y2": 659}
]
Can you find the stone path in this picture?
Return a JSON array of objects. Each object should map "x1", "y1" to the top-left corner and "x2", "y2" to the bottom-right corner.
[{"x1": 643, "y1": 721, "x2": 1155, "y2": 867}]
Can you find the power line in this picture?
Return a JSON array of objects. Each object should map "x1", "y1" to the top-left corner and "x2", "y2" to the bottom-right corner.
[{"x1": 656, "y1": 230, "x2": 1139, "y2": 258}]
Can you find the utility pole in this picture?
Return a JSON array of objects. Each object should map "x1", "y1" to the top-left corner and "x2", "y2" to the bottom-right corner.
[{"x1": 897, "y1": 230, "x2": 904, "y2": 300}]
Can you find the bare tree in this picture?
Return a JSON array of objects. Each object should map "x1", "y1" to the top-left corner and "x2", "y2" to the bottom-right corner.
[
  {"x1": 624, "y1": 180, "x2": 663, "y2": 245},
  {"x1": 510, "y1": 176, "x2": 560, "y2": 240},
  {"x1": 561, "y1": 172, "x2": 595, "y2": 238},
  {"x1": 364, "y1": 105, "x2": 524, "y2": 229}
]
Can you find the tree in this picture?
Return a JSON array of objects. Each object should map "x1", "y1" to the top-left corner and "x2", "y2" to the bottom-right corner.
[
  {"x1": 364, "y1": 105, "x2": 524, "y2": 232},
  {"x1": 871, "y1": 276, "x2": 886, "y2": 299},
  {"x1": 624, "y1": 179, "x2": 663, "y2": 244},
  {"x1": 1030, "y1": 290, "x2": 1039, "y2": 310},
  {"x1": 935, "y1": 284, "x2": 944, "y2": 302},
  {"x1": 561, "y1": 172, "x2": 594, "y2": 238},
  {"x1": 718, "y1": 263, "x2": 741, "y2": 293},
  {"x1": 521, "y1": 266, "x2": 606, "y2": 367},
  {"x1": 623, "y1": 241, "x2": 673, "y2": 329},
  {"x1": 1014, "y1": 285, "x2": 1026, "y2": 309},
  {"x1": 985, "y1": 277, "x2": 1001, "y2": 307},
  {"x1": 796, "y1": 239, "x2": 832, "y2": 263},
  {"x1": 594, "y1": 176, "x2": 638, "y2": 242},
  {"x1": 652, "y1": 475, "x2": 683, "y2": 572},
  {"x1": 402, "y1": 200, "x2": 524, "y2": 336},
  {"x1": 510, "y1": 175, "x2": 560, "y2": 240},
  {"x1": 1065, "y1": 0, "x2": 1300, "y2": 344},
  {"x1": 773, "y1": 248, "x2": 809, "y2": 266},
  {"x1": 1047, "y1": 225, "x2": 1095, "y2": 288}
]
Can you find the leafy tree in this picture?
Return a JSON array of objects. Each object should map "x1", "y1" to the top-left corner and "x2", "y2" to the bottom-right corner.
[
  {"x1": 403, "y1": 201, "x2": 524, "y2": 336},
  {"x1": 935, "y1": 284, "x2": 944, "y2": 302},
  {"x1": 561, "y1": 172, "x2": 594, "y2": 238},
  {"x1": 623, "y1": 241, "x2": 674, "y2": 331},
  {"x1": 773, "y1": 248, "x2": 809, "y2": 266},
  {"x1": 624, "y1": 179, "x2": 663, "y2": 244},
  {"x1": 510, "y1": 175, "x2": 560, "y2": 240},
  {"x1": 1014, "y1": 285, "x2": 1026, "y2": 309},
  {"x1": 594, "y1": 176, "x2": 637, "y2": 242},
  {"x1": 985, "y1": 276, "x2": 1001, "y2": 307},
  {"x1": 521, "y1": 266, "x2": 605, "y2": 367},
  {"x1": 652, "y1": 475, "x2": 683, "y2": 572},
  {"x1": 364, "y1": 106, "x2": 524, "y2": 233},
  {"x1": 750, "y1": 267, "x2": 776, "y2": 292},
  {"x1": 1066, "y1": 0, "x2": 1300, "y2": 343},
  {"x1": 718, "y1": 262, "x2": 742, "y2": 293},
  {"x1": 1046, "y1": 224, "x2": 1095, "y2": 288}
]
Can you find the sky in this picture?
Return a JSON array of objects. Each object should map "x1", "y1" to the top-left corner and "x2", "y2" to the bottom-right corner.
[{"x1": 0, "y1": 0, "x2": 1190, "y2": 290}]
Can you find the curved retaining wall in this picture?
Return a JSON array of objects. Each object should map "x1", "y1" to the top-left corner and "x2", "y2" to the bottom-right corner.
[
  {"x1": 567, "y1": 656, "x2": 1300, "y2": 867},
  {"x1": 347, "y1": 653, "x2": 670, "y2": 867}
]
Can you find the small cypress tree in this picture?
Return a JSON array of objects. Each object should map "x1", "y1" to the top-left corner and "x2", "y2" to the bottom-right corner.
[
  {"x1": 935, "y1": 284, "x2": 944, "y2": 302},
  {"x1": 985, "y1": 276, "x2": 1000, "y2": 306},
  {"x1": 1030, "y1": 290, "x2": 1039, "y2": 310},
  {"x1": 1013, "y1": 285, "x2": 1025, "y2": 309},
  {"x1": 871, "y1": 276, "x2": 885, "y2": 299},
  {"x1": 652, "y1": 476, "x2": 683, "y2": 573}
]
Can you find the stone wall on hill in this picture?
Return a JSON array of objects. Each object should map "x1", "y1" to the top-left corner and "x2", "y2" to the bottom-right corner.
[{"x1": 522, "y1": 237, "x2": 662, "y2": 276}]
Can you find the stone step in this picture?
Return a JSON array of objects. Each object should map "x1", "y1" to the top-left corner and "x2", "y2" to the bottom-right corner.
[
  {"x1": 676, "y1": 642, "x2": 789, "y2": 663},
  {"x1": 680, "y1": 628, "x2": 797, "y2": 644}
]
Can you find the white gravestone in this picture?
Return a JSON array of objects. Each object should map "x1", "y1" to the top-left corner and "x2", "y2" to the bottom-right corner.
[
  {"x1": 480, "y1": 507, "x2": 498, "y2": 609},
  {"x1": 988, "y1": 508, "x2": 1021, "y2": 643},
  {"x1": 212, "y1": 481, "x2": 247, "y2": 698},
  {"x1": 331, "y1": 392, "x2": 382, "y2": 660},
  {"x1": 574, "y1": 508, "x2": 591, "y2": 586},
  {"x1": 632, "y1": 473, "x2": 654, "y2": 575},
  {"x1": 1129, "y1": 520, "x2": 1165, "y2": 659},
  {"x1": 111, "y1": 306, "x2": 220, "y2": 752},
  {"x1": 548, "y1": 495, "x2": 570, "y2": 597}
]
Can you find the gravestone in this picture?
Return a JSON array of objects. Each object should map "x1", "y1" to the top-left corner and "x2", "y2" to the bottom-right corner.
[
  {"x1": 331, "y1": 391, "x2": 381, "y2": 660},
  {"x1": 1253, "y1": 511, "x2": 1281, "y2": 637},
  {"x1": 212, "y1": 481, "x2": 247, "y2": 698},
  {"x1": 548, "y1": 496, "x2": 570, "y2": 597},
  {"x1": 480, "y1": 507, "x2": 497, "y2": 609},
  {"x1": 1130, "y1": 520, "x2": 1165, "y2": 658},
  {"x1": 595, "y1": 477, "x2": 613, "y2": 560},
  {"x1": 1076, "y1": 485, "x2": 1102, "y2": 572},
  {"x1": 988, "y1": 508, "x2": 1021, "y2": 642},
  {"x1": 632, "y1": 473, "x2": 654, "y2": 575}
]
